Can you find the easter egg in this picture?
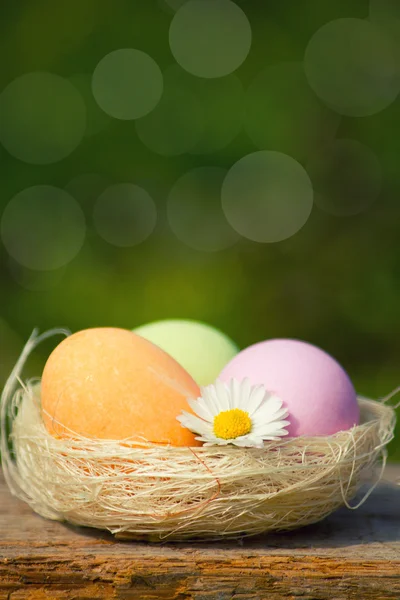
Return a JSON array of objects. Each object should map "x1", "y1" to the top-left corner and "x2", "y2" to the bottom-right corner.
[
  {"x1": 219, "y1": 339, "x2": 360, "y2": 436},
  {"x1": 41, "y1": 327, "x2": 201, "y2": 446},
  {"x1": 133, "y1": 319, "x2": 239, "y2": 386}
]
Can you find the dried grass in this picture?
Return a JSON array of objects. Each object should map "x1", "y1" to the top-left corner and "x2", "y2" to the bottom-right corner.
[{"x1": 0, "y1": 330, "x2": 397, "y2": 541}]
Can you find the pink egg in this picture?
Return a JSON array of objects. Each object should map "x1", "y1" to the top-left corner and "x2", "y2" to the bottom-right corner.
[{"x1": 219, "y1": 339, "x2": 360, "y2": 437}]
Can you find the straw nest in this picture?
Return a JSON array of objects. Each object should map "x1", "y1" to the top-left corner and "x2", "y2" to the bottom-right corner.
[{"x1": 2, "y1": 376, "x2": 396, "y2": 542}]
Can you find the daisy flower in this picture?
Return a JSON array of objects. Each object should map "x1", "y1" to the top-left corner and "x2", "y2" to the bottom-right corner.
[{"x1": 177, "y1": 378, "x2": 290, "y2": 448}]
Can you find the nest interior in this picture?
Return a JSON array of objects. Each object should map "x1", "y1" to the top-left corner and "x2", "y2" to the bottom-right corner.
[{"x1": 1, "y1": 379, "x2": 396, "y2": 542}]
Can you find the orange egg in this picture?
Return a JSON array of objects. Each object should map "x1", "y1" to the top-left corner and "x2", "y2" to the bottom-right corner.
[{"x1": 41, "y1": 327, "x2": 201, "y2": 446}]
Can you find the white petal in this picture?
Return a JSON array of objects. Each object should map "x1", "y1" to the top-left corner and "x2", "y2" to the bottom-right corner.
[
  {"x1": 229, "y1": 378, "x2": 242, "y2": 408},
  {"x1": 178, "y1": 378, "x2": 291, "y2": 446},
  {"x1": 187, "y1": 397, "x2": 214, "y2": 422},
  {"x1": 195, "y1": 435, "x2": 217, "y2": 443},
  {"x1": 238, "y1": 378, "x2": 251, "y2": 408},
  {"x1": 214, "y1": 379, "x2": 231, "y2": 411},
  {"x1": 202, "y1": 438, "x2": 230, "y2": 446},
  {"x1": 225, "y1": 432, "x2": 265, "y2": 447},
  {"x1": 268, "y1": 407, "x2": 290, "y2": 421},
  {"x1": 252, "y1": 401, "x2": 286, "y2": 424},
  {"x1": 251, "y1": 421, "x2": 289, "y2": 436},
  {"x1": 252, "y1": 411, "x2": 289, "y2": 428},
  {"x1": 246, "y1": 385, "x2": 268, "y2": 415},
  {"x1": 257, "y1": 426, "x2": 289, "y2": 437},
  {"x1": 232, "y1": 436, "x2": 264, "y2": 448},
  {"x1": 209, "y1": 384, "x2": 229, "y2": 412},
  {"x1": 176, "y1": 412, "x2": 212, "y2": 436},
  {"x1": 201, "y1": 385, "x2": 221, "y2": 416},
  {"x1": 202, "y1": 441, "x2": 222, "y2": 447},
  {"x1": 262, "y1": 432, "x2": 288, "y2": 440},
  {"x1": 258, "y1": 393, "x2": 283, "y2": 414}
]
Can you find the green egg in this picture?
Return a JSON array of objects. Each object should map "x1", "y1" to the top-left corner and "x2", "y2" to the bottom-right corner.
[{"x1": 133, "y1": 319, "x2": 239, "y2": 386}]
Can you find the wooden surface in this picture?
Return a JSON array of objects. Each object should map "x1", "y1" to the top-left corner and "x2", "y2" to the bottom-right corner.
[{"x1": 0, "y1": 466, "x2": 399, "y2": 600}]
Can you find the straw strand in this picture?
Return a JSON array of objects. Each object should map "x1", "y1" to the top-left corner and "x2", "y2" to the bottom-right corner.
[{"x1": 0, "y1": 330, "x2": 396, "y2": 541}]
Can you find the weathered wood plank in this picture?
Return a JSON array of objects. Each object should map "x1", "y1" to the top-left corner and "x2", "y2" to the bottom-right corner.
[{"x1": 0, "y1": 466, "x2": 399, "y2": 599}]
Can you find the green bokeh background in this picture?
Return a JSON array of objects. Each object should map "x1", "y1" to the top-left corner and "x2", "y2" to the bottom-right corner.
[{"x1": 0, "y1": 0, "x2": 399, "y2": 459}]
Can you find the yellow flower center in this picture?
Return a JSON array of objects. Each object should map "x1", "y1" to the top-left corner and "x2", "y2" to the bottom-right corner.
[{"x1": 213, "y1": 408, "x2": 252, "y2": 440}]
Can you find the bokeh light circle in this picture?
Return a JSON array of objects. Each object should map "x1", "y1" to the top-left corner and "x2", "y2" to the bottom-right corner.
[
  {"x1": 93, "y1": 183, "x2": 157, "y2": 247},
  {"x1": 166, "y1": 65, "x2": 244, "y2": 154},
  {"x1": 221, "y1": 151, "x2": 314, "y2": 243},
  {"x1": 167, "y1": 167, "x2": 239, "y2": 252},
  {"x1": 370, "y1": 0, "x2": 400, "y2": 33},
  {"x1": 159, "y1": 0, "x2": 187, "y2": 12},
  {"x1": 135, "y1": 67, "x2": 203, "y2": 156},
  {"x1": 370, "y1": 0, "x2": 400, "y2": 66},
  {"x1": 0, "y1": 72, "x2": 86, "y2": 164},
  {"x1": 307, "y1": 139, "x2": 382, "y2": 216},
  {"x1": 8, "y1": 259, "x2": 66, "y2": 292},
  {"x1": 169, "y1": 0, "x2": 252, "y2": 78},
  {"x1": 69, "y1": 74, "x2": 111, "y2": 137},
  {"x1": 304, "y1": 18, "x2": 399, "y2": 116},
  {"x1": 1, "y1": 186, "x2": 86, "y2": 270},
  {"x1": 92, "y1": 49, "x2": 163, "y2": 120},
  {"x1": 245, "y1": 62, "x2": 339, "y2": 160},
  {"x1": 370, "y1": 0, "x2": 400, "y2": 22},
  {"x1": 65, "y1": 173, "x2": 112, "y2": 207},
  {"x1": 191, "y1": 75, "x2": 243, "y2": 154}
]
